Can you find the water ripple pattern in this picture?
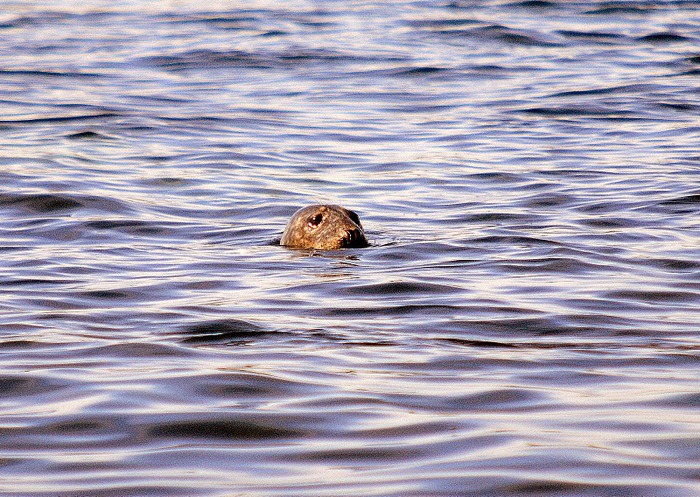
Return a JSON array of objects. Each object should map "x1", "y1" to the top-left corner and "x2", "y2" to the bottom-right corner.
[{"x1": 1, "y1": 1, "x2": 699, "y2": 496}]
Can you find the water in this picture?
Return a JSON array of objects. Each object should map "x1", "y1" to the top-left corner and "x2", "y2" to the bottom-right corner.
[{"x1": 1, "y1": 1, "x2": 700, "y2": 495}]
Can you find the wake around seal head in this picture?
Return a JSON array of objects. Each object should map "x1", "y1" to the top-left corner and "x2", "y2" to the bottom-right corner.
[{"x1": 280, "y1": 204, "x2": 368, "y2": 250}]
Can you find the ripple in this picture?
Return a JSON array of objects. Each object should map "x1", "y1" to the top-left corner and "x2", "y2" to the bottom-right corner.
[
  {"x1": 659, "y1": 193, "x2": 700, "y2": 205},
  {"x1": 84, "y1": 219, "x2": 176, "y2": 236},
  {"x1": 604, "y1": 289, "x2": 700, "y2": 304},
  {"x1": 556, "y1": 30, "x2": 627, "y2": 43},
  {"x1": 638, "y1": 32, "x2": 693, "y2": 44},
  {"x1": 434, "y1": 24, "x2": 562, "y2": 47},
  {"x1": 339, "y1": 281, "x2": 460, "y2": 296},
  {"x1": 442, "y1": 388, "x2": 551, "y2": 411},
  {"x1": 0, "y1": 193, "x2": 83, "y2": 212},
  {"x1": 584, "y1": 5, "x2": 653, "y2": 15},
  {"x1": 141, "y1": 48, "x2": 401, "y2": 72},
  {"x1": 179, "y1": 319, "x2": 281, "y2": 344},
  {"x1": 65, "y1": 130, "x2": 113, "y2": 140},
  {"x1": 0, "y1": 193, "x2": 129, "y2": 214},
  {"x1": 0, "y1": 112, "x2": 118, "y2": 125},
  {"x1": 0, "y1": 374, "x2": 70, "y2": 397},
  {"x1": 148, "y1": 417, "x2": 305, "y2": 440}
]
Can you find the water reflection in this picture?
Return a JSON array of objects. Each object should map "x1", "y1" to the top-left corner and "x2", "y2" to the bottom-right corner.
[{"x1": 1, "y1": 1, "x2": 699, "y2": 496}]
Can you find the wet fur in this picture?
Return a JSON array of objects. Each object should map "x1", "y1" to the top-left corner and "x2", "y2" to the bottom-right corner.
[{"x1": 280, "y1": 205, "x2": 368, "y2": 250}]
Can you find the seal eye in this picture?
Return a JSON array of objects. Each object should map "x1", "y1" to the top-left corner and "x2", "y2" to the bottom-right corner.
[{"x1": 308, "y1": 213, "x2": 323, "y2": 228}]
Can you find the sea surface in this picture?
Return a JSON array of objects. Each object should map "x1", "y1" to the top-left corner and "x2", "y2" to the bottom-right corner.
[{"x1": 1, "y1": 1, "x2": 700, "y2": 496}]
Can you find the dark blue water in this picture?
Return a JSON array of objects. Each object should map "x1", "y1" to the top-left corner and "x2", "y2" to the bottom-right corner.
[{"x1": 1, "y1": 1, "x2": 700, "y2": 495}]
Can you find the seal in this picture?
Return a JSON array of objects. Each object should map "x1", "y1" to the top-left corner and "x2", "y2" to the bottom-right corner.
[{"x1": 280, "y1": 204, "x2": 368, "y2": 250}]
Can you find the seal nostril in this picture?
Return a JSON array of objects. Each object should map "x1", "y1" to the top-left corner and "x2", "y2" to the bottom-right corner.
[{"x1": 345, "y1": 229, "x2": 363, "y2": 246}]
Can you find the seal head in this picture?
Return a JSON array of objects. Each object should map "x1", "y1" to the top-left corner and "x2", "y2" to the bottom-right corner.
[{"x1": 280, "y1": 204, "x2": 368, "y2": 250}]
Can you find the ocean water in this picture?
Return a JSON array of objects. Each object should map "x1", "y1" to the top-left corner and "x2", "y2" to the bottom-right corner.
[{"x1": 1, "y1": 1, "x2": 699, "y2": 495}]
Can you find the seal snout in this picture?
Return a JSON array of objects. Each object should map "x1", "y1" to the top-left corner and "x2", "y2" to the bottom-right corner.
[{"x1": 343, "y1": 226, "x2": 367, "y2": 248}]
